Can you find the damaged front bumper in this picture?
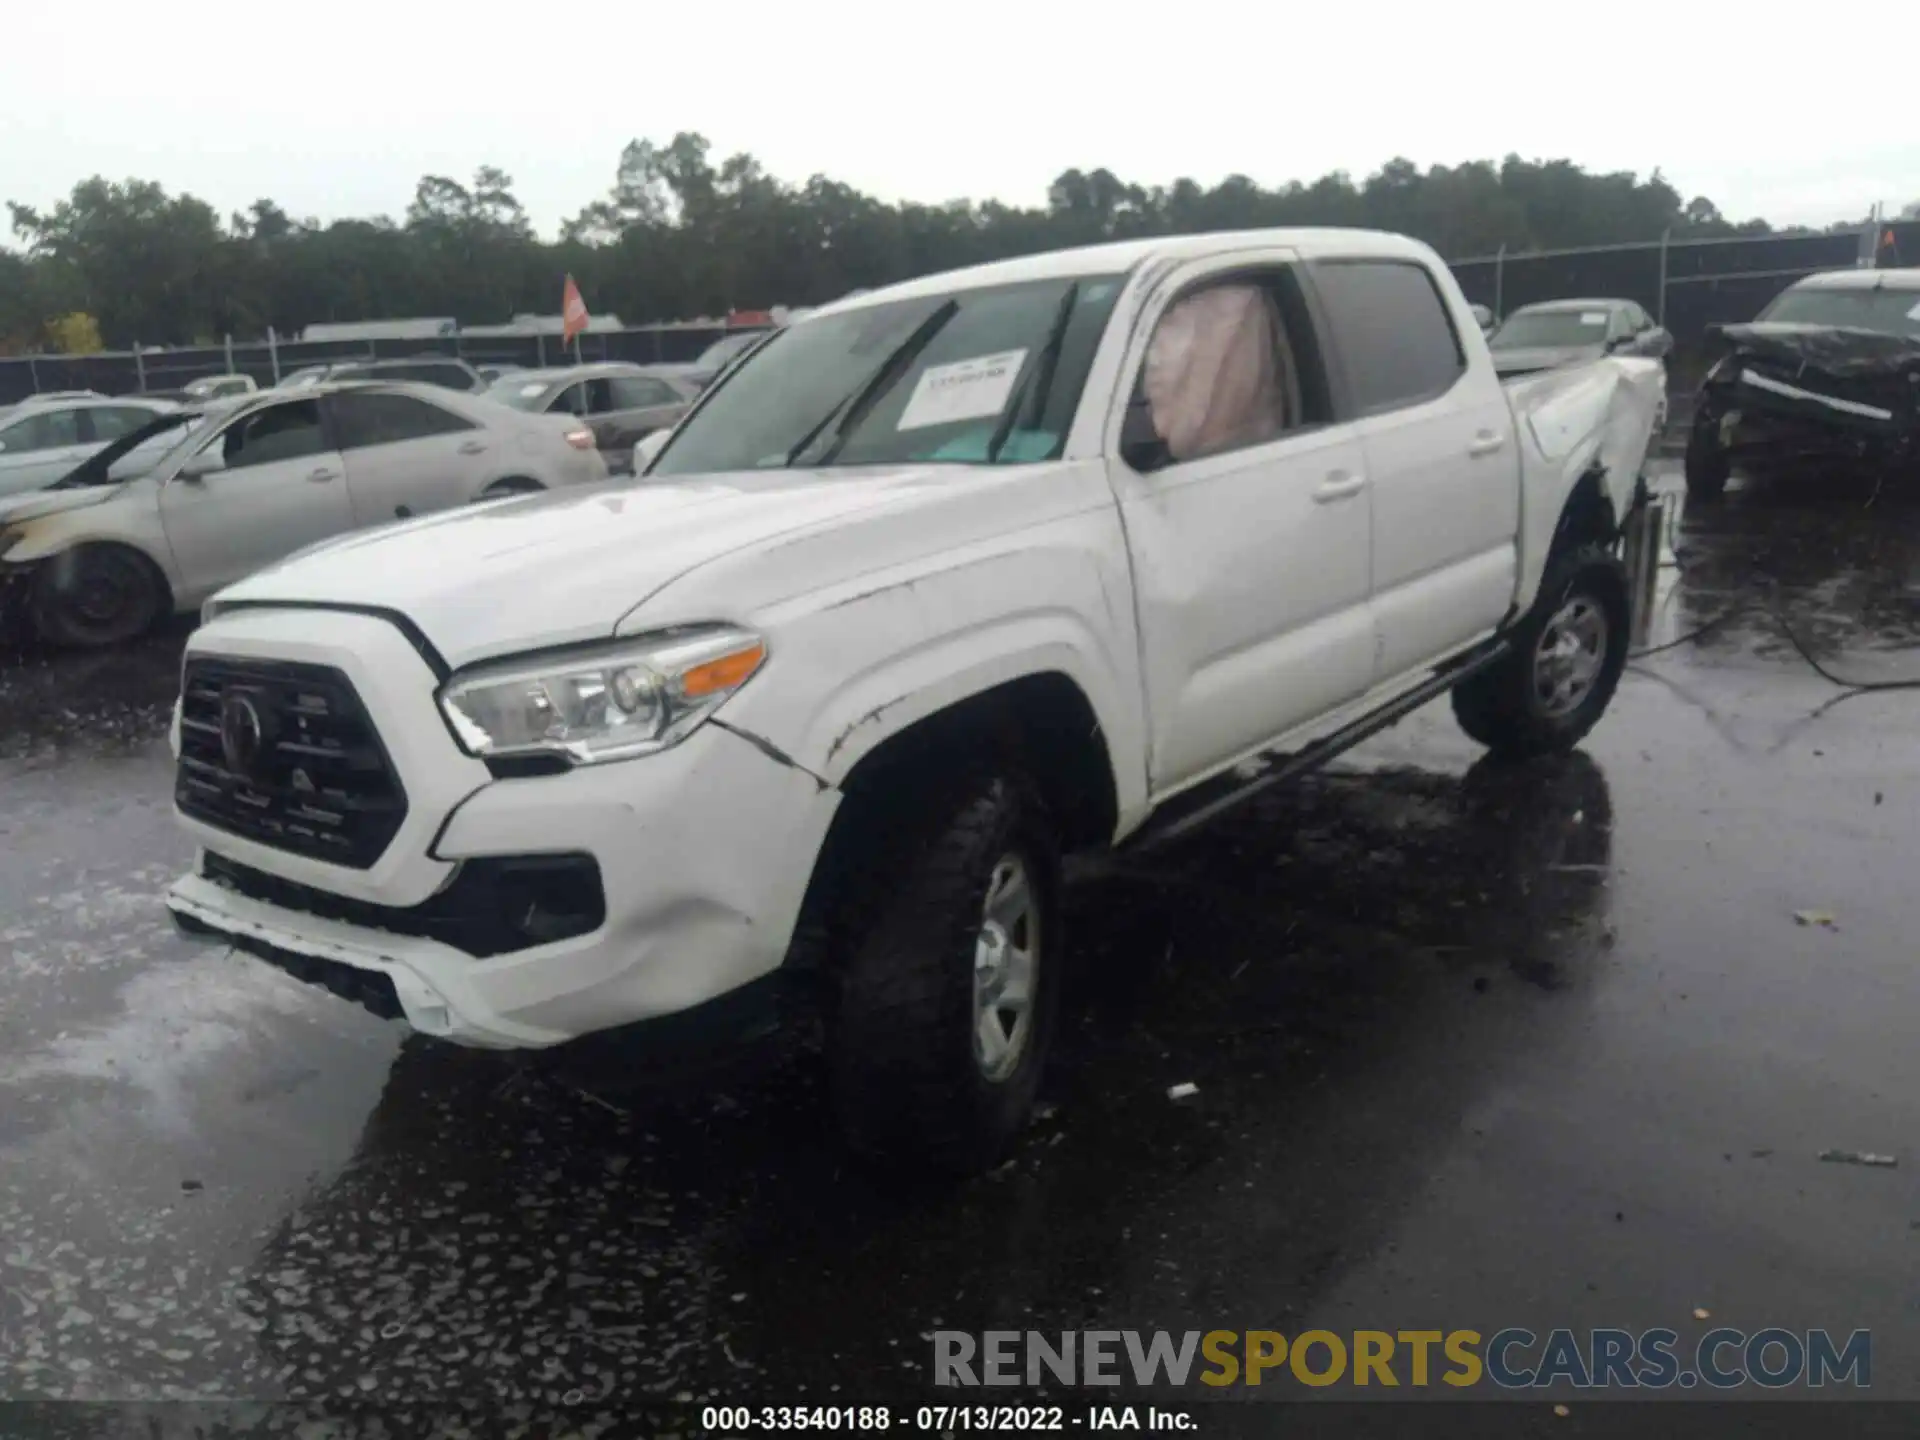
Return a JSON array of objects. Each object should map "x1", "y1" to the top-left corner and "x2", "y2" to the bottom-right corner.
[{"x1": 1694, "y1": 325, "x2": 1920, "y2": 472}]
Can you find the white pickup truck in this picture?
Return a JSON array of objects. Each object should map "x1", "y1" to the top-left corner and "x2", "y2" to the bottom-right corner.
[{"x1": 164, "y1": 229, "x2": 1663, "y2": 1172}]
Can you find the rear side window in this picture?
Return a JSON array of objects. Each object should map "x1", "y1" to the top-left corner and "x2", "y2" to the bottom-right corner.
[
  {"x1": 1, "y1": 407, "x2": 82, "y2": 452},
  {"x1": 1310, "y1": 260, "x2": 1466, "y2": 416},
  {"x1": 87, "y1": 406, "x2": 162, "y2": 442},
  {"x1": 331, "y1": 391, "x2": 474, "y2": 448}
]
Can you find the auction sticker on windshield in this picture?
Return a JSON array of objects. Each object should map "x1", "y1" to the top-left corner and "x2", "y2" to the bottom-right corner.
[
  {"x1": 1579, "y1": 312, "x2": 1607, "y2": 325},
  {"x1": 897, "y1": 349, "x2": 1028, "y2": 431}
]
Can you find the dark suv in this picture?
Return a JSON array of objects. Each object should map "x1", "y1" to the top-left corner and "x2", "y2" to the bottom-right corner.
[{"x1": 276, "y1": 357, "x2": 486, "y2": 393}]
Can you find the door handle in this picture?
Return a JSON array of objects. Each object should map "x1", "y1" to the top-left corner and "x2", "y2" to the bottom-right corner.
[
  {"x1": 458, "y1": 439, "x2": 487, "y2": 455},
  {"x1": 1468, "y1": 431, "x2": 1505, "y2": 457},
  {"x1": 306, "y1": 466, "x2": 338, "y2": 482},
  {"x1": 1312, "y1": 471, "x2": 1366, "y2": 503}
]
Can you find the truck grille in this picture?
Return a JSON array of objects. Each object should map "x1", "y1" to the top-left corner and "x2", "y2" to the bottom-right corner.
[{"x1": 175, "y1": 657, "x2": 407, "y2": 869}]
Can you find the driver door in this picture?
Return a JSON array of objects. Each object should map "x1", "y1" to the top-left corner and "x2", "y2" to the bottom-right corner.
[{"x1": 158, "y1": 397, "x2": 352, "y2": 600}]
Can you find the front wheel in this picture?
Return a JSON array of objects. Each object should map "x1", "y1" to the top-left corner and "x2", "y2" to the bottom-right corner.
[
  {"x1": 31, "y1": 544, "x2": 169, "y2": 649},
  {"x1": 1451, "y1": 543, "x2": 1630, "y2": 760},
  {"x1": 831, "y1": 772, "x2": 1063, "y2": 1174}
]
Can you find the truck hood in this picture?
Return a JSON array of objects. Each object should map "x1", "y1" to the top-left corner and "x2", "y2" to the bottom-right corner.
[
  {"x1": 210, "y1": 468, "x2": 962, "y2": 668},
  {"x1": 1711, "y1": 323, "x2": 1920, "y2": 378}
]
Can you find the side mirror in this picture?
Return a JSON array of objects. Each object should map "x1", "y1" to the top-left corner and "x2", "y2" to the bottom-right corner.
[
  {"x1": 1119, "y1": 400, "x2": 1171, "y2": 473},
  {"x1": 178, "y1": 448, "x2": 225, "y2": 481},
  {"x1": 631, "y1": 429, "x2": 672, "y2": 473}
]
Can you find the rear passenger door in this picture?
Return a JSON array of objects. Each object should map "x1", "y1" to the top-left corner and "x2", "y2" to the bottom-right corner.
[
  {"x1": 1307, "y1": 256, "x2": 1518, "y2": 680},
  {"x1": 328, "y1": 390, "x2": 488, "y2": 522},
  {"x1": 1106, "y1": 253, "x2": 1377, "y2": 790}
]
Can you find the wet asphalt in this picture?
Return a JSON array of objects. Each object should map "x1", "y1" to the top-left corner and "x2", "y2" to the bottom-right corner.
[{"x1": 2, "y1": 459, "x2": 1918, "y2": 1436}]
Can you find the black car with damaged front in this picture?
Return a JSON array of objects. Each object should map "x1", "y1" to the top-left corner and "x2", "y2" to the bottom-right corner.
[{"x1": 1684, "y1": 274, "x2": 1920, "y2": 500}]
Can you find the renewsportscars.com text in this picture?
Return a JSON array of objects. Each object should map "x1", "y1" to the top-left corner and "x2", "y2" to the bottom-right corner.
[{"x1": 932, "y1": 1328, "x2": 1871, "y2": 1391}]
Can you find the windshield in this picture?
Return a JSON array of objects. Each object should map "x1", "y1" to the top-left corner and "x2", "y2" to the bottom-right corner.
[
  {"x1": 1489, "y1": 307, "x2": 1613, "y2": 350},
  {"x1": 650, "y1": 276, "x2": 1126, "y2": 477},
  {"x1": 277, "y1": 367, "x2": 331, "y2": 389},
  {"x1": 491, "y1": 374, "x2": 563, "y2": 411},
  {"x1": 46, "y1": 407, "x2": 223, "y2": 488},
  {"x1": 695, "y1": 332, "x2": 765, "y2": 368},
  {"x1": 1757, "y1": 284, "x2": 1920, "y2": 338}
]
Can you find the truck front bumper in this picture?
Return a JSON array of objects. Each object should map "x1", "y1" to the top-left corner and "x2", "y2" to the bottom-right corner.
[{"x1": 164, "y1": 609, "x2": 839, "y2": 1051}]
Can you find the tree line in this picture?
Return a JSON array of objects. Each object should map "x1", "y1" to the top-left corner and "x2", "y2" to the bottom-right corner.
[{"x1": 0, "y1": 133, "x2": 1837, "y2": 354}]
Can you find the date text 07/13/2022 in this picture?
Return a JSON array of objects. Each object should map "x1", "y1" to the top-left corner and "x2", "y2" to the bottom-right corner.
[{"x1": 700, "y1": 1404, "x2": 1193, "y2": 1431}]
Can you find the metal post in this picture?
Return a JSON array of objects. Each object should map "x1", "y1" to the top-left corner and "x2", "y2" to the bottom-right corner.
[
  {"x1": 28, "y1": 355, "x2": 40, "y2": 393},
  {"x1": 224, "y1": 333, "x2": 235, "y2": 374},
  {"x1": 1622, "y1": 492, "x2": 1669, "y2": 649},
  {"x1": 1493, "y1": 245, "x2": 1506, "y2": 322},
  {"x1": 268, "y1": 326, "x2": 281, "y2": 384},
  {"x1": 537, "y1": 334, "x2": 547, "y2": 368},
  {"x1": 1656, "y1": 228, "x2": 1670, "y2": 325},
  {"x1": 133, "y1": 344, "x2": 146, "y2": 393}
]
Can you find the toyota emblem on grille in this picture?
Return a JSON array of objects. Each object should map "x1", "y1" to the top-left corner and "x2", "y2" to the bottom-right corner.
[{"x1": 219, "y1": 691, "x2": 266, "y2": 778}]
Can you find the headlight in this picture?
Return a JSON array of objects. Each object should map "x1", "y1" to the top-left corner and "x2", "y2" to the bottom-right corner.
[{"x1": 437, "y1": 626, "x2": 767, "y2": 766}]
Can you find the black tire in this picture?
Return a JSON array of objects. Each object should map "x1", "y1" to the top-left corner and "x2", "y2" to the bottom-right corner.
[
  {"x1": 479, "y1": 477, "x2": 544, "y2": 500},
  {"x1": 831, "y1": 771, "x2": 1063, "y2": 1174},
  {"x1": 1451, "y1": 542, "x2": 1630, "y2": 759},
  {"x1": 1683, "y1": 413, "x2": 1729, "y2": 501},
  {"x1": 31, "y1": 544, "x2": 169, "y2": 649}
]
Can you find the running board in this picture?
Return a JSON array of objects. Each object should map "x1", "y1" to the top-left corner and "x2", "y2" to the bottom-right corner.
[{"x1": 1122, "y1": 639, "x2": 1511, "y2": 852}]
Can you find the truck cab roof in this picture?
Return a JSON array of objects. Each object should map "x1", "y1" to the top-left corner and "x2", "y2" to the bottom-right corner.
[{"x1": 810, "y1": 228, "x2": 1442, "y2": 320}]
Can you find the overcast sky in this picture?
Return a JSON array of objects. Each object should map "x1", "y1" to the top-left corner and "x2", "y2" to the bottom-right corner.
[{"x1": 4, "y1": 1, "x2": 1914, "y2": 240}]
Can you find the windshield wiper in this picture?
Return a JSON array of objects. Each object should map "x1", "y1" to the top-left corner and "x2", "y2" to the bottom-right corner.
[
  {"x1": 985, "y1": 282, "x2": 1078, "y2": 463},
  {"x1": 786, "y1": 299, "x2": 959, "y2": 467}
]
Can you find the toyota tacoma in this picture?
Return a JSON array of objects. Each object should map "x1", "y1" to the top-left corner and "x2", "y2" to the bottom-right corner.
[{"x1": 164, "y1": 229, "x2": 1663, "y2": 1172}]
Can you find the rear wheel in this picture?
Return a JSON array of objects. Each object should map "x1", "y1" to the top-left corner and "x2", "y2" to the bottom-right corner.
[
  {"x1": 1683, "y1": 413, "x2": 1729, "y2": 501},
  {"x1": 1452, "y1": 542, "x2": 1630, "y2": 759},
  {"x1": 31, "y1": 544, "x2": 169, "y2": 649},
  {"x1": 830, "y1": 770, "x2": 1063, "y2": 1174}
]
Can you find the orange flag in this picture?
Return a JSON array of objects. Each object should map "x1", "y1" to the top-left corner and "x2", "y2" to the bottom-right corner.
[{"x1": 561, "y1": 274, "x2": 591, "y2": 344}]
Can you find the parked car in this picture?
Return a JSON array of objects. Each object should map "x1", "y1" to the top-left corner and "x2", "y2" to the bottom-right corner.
[
  {"x1": 476, "y1": 364, "x2": 525, "y2": 385},
  {"x1": 160, "y1": 228, "x2": 1662, "y2": 1172},
  {"x1": 276, "y1": 357, "x2": 487, "y2": 393},
  {"x1": 184, "y1": 374, "x2": 260, "y2": 401},
  {"x1": 656, "y1": 328, "x2": 775, "y2": 392},
  {"x1": 0, "y1": 394, "x2": 180, "y2": 499},
  {"x1": 0, "y1": 381, "x2": 608, "y2": 648},
  {"x1": 1683, "y1": 267, "x2": 1920, "y2": 500},
  {"x1": 1487, "y1": 299, "x2": 1672, "y2": 378},
  {"x1": 487, "y1": 363, "x2": 697, "y2": 473}
]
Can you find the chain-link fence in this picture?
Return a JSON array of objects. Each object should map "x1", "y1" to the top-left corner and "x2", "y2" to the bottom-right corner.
[
  {"x1": 6, "y1": 219, "x2": 1918, "y2": 407},
  {"x1": 0, "y1": 324, "x2": 736, "y2": 406}
]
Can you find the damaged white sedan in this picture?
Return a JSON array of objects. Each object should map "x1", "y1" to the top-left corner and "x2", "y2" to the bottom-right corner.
[{"x1": 163, "y1": 228, "x2": 1664, "y2": 1172}]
